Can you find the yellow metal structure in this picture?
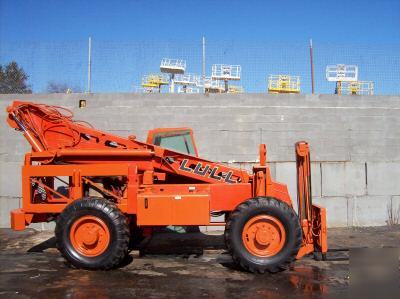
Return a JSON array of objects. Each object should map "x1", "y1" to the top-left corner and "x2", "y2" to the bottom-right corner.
[
  {"x1": 336, "y1": 81, "x2": 374, "y2": 95},
  {"x1": 141, "y1": 74, "x2": 169, "y2": 93},
  {"x1": 268, "y1": 75, "x2": 300, "y2": 94}
]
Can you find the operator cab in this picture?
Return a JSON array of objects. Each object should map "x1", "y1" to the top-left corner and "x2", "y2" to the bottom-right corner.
[{"x1": 146, "y1": 128, "x2": 199, "y2": 157}]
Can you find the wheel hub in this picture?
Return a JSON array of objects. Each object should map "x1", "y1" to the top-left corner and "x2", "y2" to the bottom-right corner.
[
  {"x1": 82, "y1": 226, "x2": 100, "y2": 246},
  {"x1": 242, "y1": 215, "x2": 286, "y2": 257},
  {"x1": 70, "y1": 216, "x2": 110, "y2": 257},
  {"x1": 255, "y1": 228, "x2": 270, "y2": 245}
]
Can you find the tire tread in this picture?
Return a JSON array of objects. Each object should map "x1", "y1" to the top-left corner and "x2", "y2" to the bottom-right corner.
[
  {"x1": 225, "y1": 197, "x2": 302, "y2": 273},
  {"x1": 55, "y1": 197, "x2": 130, "y2": 270}
]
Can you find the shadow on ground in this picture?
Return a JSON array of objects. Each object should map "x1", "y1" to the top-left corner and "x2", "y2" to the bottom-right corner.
[{"x1": 0, "y1": 226, "x2": 399, "y2": 298}]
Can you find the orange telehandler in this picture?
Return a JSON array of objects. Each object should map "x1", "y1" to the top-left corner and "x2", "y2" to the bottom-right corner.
[{"x1": 6, "y1": 100, "x2": 327, "y2": 273}]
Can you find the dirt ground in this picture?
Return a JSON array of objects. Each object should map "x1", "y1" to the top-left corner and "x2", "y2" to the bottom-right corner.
[{"x1": 0, "y1": 226, "x2": 399, "y2": 299}]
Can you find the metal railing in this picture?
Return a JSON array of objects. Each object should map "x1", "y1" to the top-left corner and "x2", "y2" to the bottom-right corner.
[
  {"x1": 268, "y1": 75, "x2": 300, "y2": 93},
  {"x1": 160, "y1": 58, "x2": 186, "y2": 74},
  {"x1": 174, "y1": 74, "x2": 201, "y2": 86},
  {"x1": 336, "y1": 81, "x2": 374, "y2": 95},
  {"x1": 177, "y1": 86, "x2": 200, "y2": 93},
  {"x1": 228, "y1": 85, "x2": 244, "y2": 93},
  {"x1": 141, "y1": 74, "x2": 169, "y2": 87},
  {"x1": 202, "y1": 77, "x2": 225, "y2": 92},
  {"x1": 211, "y1": 64, "x2": 241, "y2": 80}
]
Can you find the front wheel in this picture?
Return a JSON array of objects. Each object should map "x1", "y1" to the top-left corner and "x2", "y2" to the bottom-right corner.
[
  {"x1": 55, "y1": 197, "x2": 130, "y2": 270},
  {"x1": 225, "y1": 197, "x2": 302, "y2": 273}
]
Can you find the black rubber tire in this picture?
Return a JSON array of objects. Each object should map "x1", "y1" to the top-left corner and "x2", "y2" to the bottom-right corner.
[
  {"x1": 55, "y1": 197, "x2": 130, "y2": 270},
  {"x1": 225, "y1": 197, "x2": 302, "y2": 273}
]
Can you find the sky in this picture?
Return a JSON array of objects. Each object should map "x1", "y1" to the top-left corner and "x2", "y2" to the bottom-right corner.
[{"x1": 0, "y1": 0, "x2": 399, "y2": 93}]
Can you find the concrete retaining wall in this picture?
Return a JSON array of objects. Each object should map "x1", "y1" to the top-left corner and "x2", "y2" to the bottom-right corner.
[{"x1": 1, "y1": 93, "x2": 399, "y2": 228}]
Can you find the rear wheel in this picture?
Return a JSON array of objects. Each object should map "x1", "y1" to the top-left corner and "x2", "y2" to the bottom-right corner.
[
  {"x1": 225, "y1": 197, "x2": 302, "y2": 273},
  {"x1": 55, "y1": 197, "x2": 130, "y2": 270}
]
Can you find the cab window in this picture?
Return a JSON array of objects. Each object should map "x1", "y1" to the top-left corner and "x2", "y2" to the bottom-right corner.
[{"x1": 153, "y1": 130, "x2": 196, "y2": 155}]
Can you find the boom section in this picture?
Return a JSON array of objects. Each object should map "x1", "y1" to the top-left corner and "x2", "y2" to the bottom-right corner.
[
  {"x1": 7, "y1": 101, "x2": 250, "y2": 184},
  {"x1": 151, "y1": 147, "x2": 250, "y2": 184}
]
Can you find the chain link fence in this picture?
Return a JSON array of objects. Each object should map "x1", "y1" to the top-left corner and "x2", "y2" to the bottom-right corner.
[{"x1": 1, "y1": 39, "x2": 399, "y2": 95}]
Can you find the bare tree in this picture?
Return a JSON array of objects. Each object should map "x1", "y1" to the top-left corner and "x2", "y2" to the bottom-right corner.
[{"x1": 46, "y1": 81, "x2": 83, "y2": 93}]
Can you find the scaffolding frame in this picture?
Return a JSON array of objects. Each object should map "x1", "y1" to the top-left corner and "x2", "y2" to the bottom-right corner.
[
  {"x1": 202, "y1": 77, "x2": 225, "y2": 93},
  {"x1": 174, "y1": 74, "x2": 201, "y2": 86},
  {"x1": 174, "y1": 74, "x2": 202, "y2": 93},
  {"x1": 228, "y1": 85, "x2": 244, "y2": 94},
  {"x1": 160, "y1": 58, "x2": 186, "y2": 74},
  {"x1": 336, "y1": 81, "x2": 374, "y2": 95},
  {"x1": 160, "y1": 58, "x2": 187, "y2": 93},
  {"x1": 211, "y1": 64, "x2": 242, "y2": 92},
  {"x1": 211, "y1": 64, "x2": 241, "y2": 81},
  {"x1": 177, "y1": 86, "x2": 200, "y2": 94},
  {"x1": 141, "y1": 74, "x2": 169, "y2": 93},
  {"x1": 268, "y1": 75, "x2": 300, "y2": 94}
]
